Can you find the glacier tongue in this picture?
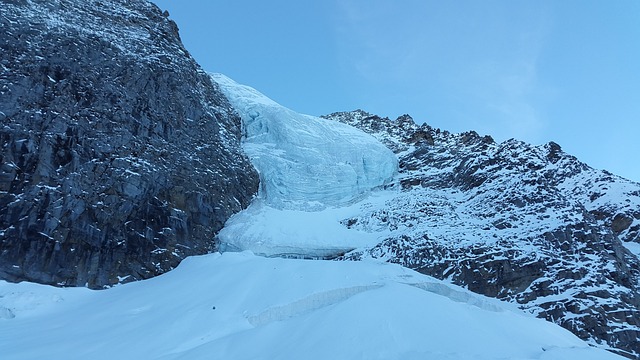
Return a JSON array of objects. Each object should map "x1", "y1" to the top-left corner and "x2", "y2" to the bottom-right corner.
[
  {"x1": 211, "y1": 74, "x2": 398, "y2": 257},
  {"x1": 211, "y1": 74, "x2": 397, "y2": 210}
]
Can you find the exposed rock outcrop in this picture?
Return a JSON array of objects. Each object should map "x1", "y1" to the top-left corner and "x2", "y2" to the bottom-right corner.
[
  {"x1": 325, "y1": 110, "x2": 640, "y2": 359},
  {"x1": 0, "y1": 0, "x2": 259, "y2": 288}
]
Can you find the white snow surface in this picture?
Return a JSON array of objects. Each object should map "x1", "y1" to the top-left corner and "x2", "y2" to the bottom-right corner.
[
  {"x1": 0, "y1": 252, "x2": 623, "y2": 360},
  {"x1": 212, "y1": 74, "x2": 397, "y2": 257},
  {"x1": 218, "y1": 187, "x2": 399, "y2": 258}
]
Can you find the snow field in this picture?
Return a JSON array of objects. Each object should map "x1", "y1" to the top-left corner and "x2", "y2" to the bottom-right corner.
[
  {"x1": 0, "y1": 252, "x2": 623, "y2": 360},
  {"x1": 217, "y1": 189, "x2": 399, "y2": 258}
]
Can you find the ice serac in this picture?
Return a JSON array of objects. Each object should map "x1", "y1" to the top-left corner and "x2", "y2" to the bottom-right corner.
[
  {"x1": 0, "y1": 252, "x2": 624, "y2": 360},
  {"x1": 211, "y1": 75, "x2": 397, "y2": 258},
  {"x1": 0, "y1": 0, "x2": 259, "y2": 288},
  {"x1": 211, "y1": 74, "x2": 397, "y2": 210}
]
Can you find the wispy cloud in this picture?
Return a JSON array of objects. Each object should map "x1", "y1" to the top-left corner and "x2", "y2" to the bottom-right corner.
[
  {"x1": 333, "y1": 0, "x2": 432, "y2": 82},
  {"x1": 331, "y1": 1, "x2": 553, "y2": 143},
  {"x1": 477, "y1": 21, "x2": 551, "y2": 143}
]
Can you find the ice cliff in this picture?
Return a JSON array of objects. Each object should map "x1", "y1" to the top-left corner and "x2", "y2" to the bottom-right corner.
[
  {"x1": 212, "y1": 74, "x2": 397, "y2": 258},
  {"x1": 211, "y1": 74, "x2": 397, "y2": 210}
]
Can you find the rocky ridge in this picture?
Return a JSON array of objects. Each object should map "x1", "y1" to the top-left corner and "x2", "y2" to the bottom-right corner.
[
  {"x1": 324, "y1": 110, "x2": 640, "y2": 358},
  {"x1": 0, "y1": 0, "x2": 259, "y2": 288}
]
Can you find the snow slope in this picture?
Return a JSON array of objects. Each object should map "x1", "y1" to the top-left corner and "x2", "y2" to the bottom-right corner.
[
  {"x1": 216, "y1": 190, "x2": 399, "y2": 259},
  {"x1": 0, "y1": 252, "x2": 623, "y2": 360},
  {"x1": 212, "y1": 74, "x2": 397, "y2": 257}
]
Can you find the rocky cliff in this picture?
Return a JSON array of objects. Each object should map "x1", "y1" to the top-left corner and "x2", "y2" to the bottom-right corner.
[
  {"x1": 324, "y1": 110, "x2": 640, "y2": 359},
  {"x1": 0, "y1": 0, "x2": 259, "y2": 288}
]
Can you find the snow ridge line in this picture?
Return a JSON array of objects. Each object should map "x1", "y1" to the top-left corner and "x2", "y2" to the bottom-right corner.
[
  {"x1": 246, "y1": 284, "x2": 384, "y2": 327},
  {"x1": 406, "y1": 282, "x2": 506, "y2": 313}
]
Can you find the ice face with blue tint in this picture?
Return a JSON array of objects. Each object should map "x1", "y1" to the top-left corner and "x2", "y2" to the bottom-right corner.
[{"x1": 211, "y1": 74, "x2": 397, "y2": 211}]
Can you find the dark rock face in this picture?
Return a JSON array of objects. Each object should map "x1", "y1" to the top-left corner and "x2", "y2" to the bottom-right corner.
[
  {"x1": 0, "y1": 0, "x2": 259, "y2": 288},
  {"x1": 325, "y1": 110, "x2": 640, "y2": 359}
]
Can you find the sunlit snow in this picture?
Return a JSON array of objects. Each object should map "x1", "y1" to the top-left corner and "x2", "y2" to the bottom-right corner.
[{"x1": 0, "y1": 252, "x2": 623, "y2": 360}]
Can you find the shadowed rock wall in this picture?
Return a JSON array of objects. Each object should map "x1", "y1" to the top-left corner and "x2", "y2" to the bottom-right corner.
[{"x1": 0, "y1": 0, "x2": 259, "y2": 288}]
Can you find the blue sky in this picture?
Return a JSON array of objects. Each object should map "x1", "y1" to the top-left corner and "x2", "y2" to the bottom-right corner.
[{"x1": 152, "y1": 0, "x2": 640, "y2": 182}]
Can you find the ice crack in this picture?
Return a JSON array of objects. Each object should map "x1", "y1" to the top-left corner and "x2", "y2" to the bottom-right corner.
[{"x1": 246, "y1": 284, "x2": 383, "y2": 327}]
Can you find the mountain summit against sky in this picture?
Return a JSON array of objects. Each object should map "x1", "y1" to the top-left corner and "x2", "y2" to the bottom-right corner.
[{"x1": 1, "y1": 0, "x2": 639, "y2": 359}]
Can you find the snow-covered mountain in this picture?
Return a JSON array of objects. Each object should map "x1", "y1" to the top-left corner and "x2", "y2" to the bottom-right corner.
[
  {"x1": 2, "y1": 68, "x2": 632, "y2": 359},
  {"x1": 2, "y1": 0, "x2": 638, "y2": 358},
  {"x1": 208, "y1": 77, "x2": 639, "y2": 358},
  {"x1": 322, "y1": 110, "x2": 640, "y2": 358}
]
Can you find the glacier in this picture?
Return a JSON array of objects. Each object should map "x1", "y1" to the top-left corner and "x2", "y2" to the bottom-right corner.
[
  {"x1": 212, "y1": 74, "x2": 398, "y2": 257},
  {"x1": 211, "y1": 73, "x2": 397, "y2": 209}
]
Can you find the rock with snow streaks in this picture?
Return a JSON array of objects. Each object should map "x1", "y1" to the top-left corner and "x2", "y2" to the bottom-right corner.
[
  {"x1": 324, "y1": 110, "x2": 640, "y2": 359},
  {"x1": 0, "y1": 0, "x2": 259, "y2": 288}
]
